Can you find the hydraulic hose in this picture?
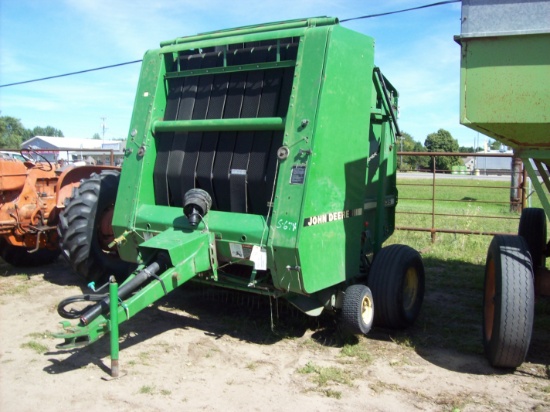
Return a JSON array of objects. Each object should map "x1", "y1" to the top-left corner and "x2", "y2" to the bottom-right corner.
[
  {"x1": 80, "y1": 261, "x2": 164, "y2": 326},
  {"x1": 57, "y1": 294, "x2": 105, "y2": 319}
]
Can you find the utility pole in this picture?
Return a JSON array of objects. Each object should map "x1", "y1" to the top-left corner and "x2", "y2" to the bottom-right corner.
[{"x1": 100, "y1": 117, "x2": 108, "y2": 140}]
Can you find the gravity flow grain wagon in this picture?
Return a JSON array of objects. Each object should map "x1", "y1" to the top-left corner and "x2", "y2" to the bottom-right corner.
[{"x1": 456, "y1": 0, "x2": 550, "y2": 368}]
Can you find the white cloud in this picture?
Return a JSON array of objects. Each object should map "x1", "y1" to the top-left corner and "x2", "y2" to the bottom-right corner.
[{"x1": 0, "y1": 48, "x2": 29, "y2": 79}]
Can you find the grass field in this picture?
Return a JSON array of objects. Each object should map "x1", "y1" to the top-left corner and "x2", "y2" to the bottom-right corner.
[{"x1": 395, "y1": 176, "x2": 542, "y2": 236}]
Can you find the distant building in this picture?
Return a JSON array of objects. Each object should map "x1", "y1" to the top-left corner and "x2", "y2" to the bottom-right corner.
[
  {"x1": 463, "y1": 149, "x2": 536, "y2": 176},
  {"x1": 21, "y1": 136, "x2": 126, "y2": 165}
]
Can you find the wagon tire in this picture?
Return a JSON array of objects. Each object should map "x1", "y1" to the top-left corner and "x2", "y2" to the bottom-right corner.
[
  {"x1": 0, "y1": 238, "x2": 60, "y2": 267},
  {"x1": 518, "y1": 208, "x2": 547, "y2": 268},
  {"x1": 368, "y1": 244, "x2": 425, "y2": 329},
  {"x1": 341, "y1": 284, "x2": 374, "y2": 335},
  {"x1": 483, "y1": 235, "x2": 534, "y2": 368},
  {"x1": 58, "y1": 170, "x2": 134, "y2": 283}
]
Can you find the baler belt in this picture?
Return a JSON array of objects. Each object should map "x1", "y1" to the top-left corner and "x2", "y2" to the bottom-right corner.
[
  {"x1": 212, "y1": 130, "x2": 237, "y2": 211},
  {"x1": 179, "y1": 73, "x2": 213, "y2": 201},
  {"x1": 196, "y1": 73, "x2": 229, "y2": 210},
  {"x1": 246, "y1": 68, "x2": 282, "y2": 215},
  {"x1": 212, "y1": 70, "x2": 245, "y2": 211},
  {"x1": 195, "y1": 131, "x2": 219, "y2": 209},
  {"x1": 168, "y1": 76, "x2": 199, "y2": 205},
  {"x1": 154, "y1": 76, "x2": 184, "y2": 205},
  {"x1": 230, "y1": 167, "x2": 248, "y2": 213},
  {"x1": 226, "y1": 67, "x2": 264, "y2": 213}
]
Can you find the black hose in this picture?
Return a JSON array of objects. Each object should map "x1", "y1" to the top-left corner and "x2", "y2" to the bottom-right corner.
[
  {"x1": 80, "y1": 261, "x2": 164, "y2": 325},
  {"x1": 57, "y1": 294, "x2": 105, "y2": 319}
]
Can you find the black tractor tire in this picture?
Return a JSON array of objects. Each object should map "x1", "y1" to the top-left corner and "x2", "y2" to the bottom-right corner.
[
  {"x1": 367, "y1": 244, "x2": 425, "y2": 329},
  {"x1": 518, "y1": 207, "x2": 547, "y2": 268},
  {"x1": 341, "y1": 284, "x2": 374, "y2": 335},
  {"x1": 0, "y1": 238, "x2": 60, "y2": 267},
  {"x1": 483, "y1": 235, "x2": 534, "y2": 368},
  {"x1": 58, "y1": 170, "x2": 134, "y2": 283}
]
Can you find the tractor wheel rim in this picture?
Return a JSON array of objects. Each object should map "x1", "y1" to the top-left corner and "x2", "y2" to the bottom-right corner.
[
  {"x1": 97, "y1": 205, "x2": 115, "y2": 250},
  {"x1": 484, "y1": 258, "x2": 496, "y2": 342},
  {"x1": 403, "y1": 267, "x2": 419, "y2": 312},
  {"x1": 361, "y1": 294, "x2": 374, "y2": 324}
]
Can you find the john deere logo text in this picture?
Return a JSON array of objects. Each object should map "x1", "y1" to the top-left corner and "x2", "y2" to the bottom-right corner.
[{"x1": 303, "y1": 208, "x2": 362, "y2": 227}]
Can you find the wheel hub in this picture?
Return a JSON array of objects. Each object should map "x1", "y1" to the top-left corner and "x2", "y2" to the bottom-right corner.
[
  {"x1": 361, "y1": 294, "x2": 374, "y2": 325},
  {"x1": 403, "y1": 267, "x2": 419, "y2": 312}
]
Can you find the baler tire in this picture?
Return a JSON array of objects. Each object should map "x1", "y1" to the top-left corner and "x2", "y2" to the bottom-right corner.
[
  {"x1": 518, "y1": 208, "x2": 547, "y2": 268},
  {"x1": 0, "y1": 238, "x2": 60, "y2": 267},
  {"x1": 58, "y1": 170, "x2": 134, "y2": 283},
  {"x1": 341, "y1": 284, "x2": 374, "y2": 335},
  {"x1": 483, "y1": 235, "x2": 534, "y2": 368},
  {"x1": 368, "y1": 244, "x2": 425, "y2": 329}
]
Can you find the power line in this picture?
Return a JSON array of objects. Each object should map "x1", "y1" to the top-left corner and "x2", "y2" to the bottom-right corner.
[
  {"x1": 0, "y1": 60, "x2": 142, "y2": 88},
  {"x1": 341, "y1": 0, "x2": 460, "y2": 22},
  {"x1": 0, "y1": 1, "x2": 460, "y2": 88}
]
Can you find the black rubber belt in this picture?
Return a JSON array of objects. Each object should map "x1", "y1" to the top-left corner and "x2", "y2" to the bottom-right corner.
[
  {"x1": 196, "y1": 74, "x2": 229, "y2": 209},
  {"x1": 154, "y1": 76, "x2": 184, "y2": 205}
]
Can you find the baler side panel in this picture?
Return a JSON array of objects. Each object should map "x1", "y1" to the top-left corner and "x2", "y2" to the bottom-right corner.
[{"x1": 296, "y1": 26, "x2": 375, "y2": 294}]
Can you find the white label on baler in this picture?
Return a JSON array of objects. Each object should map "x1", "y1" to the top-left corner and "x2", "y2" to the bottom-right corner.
[
  {"x1": 250, "y1": 246, "x2": 267, "y2": 270},
  {"x1": 229, "y1": 243, "x2": 244, "y2": 259},
  {"x1": 364, "y1": 201, "x2": 377, "y2": 210},
  {"x1": 364, "y1": 195, "x2": 395, "y2": 210}
]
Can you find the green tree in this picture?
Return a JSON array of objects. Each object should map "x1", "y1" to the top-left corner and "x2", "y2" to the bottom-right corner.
[
  {"x1": 488, "y1": 139, "x2": 502, "y2": 151},
  {"x1": 0, "y1": 116, "x2": 27, "y2": 149},
  {"x1": 398, "y1": 131, "x2": 429, "y2": 170},
  {"x1": 424, "y1": 129, "x2": 461, "y2": 172},
  {"x1": 31, "y1": 126, "x2": 64, "y2": 137},
  {"x1": 460, "y1": 146, "x2": 484, "y2": 153},
  {"x1": 92, "y1": 133, "x2": 101, "y2": 140},
  {"x1": 459, "y1": 146, "x2": 474, "y2": 153}
]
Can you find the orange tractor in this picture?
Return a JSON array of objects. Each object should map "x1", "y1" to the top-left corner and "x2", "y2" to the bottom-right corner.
[{"x1": 0, "y1": 150, "x2": 132, "y2": 281}]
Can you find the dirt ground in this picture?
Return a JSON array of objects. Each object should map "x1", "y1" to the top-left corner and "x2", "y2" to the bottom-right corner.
[{"x1": 1, "y1": 257, "x2": 550, "y2": 412}]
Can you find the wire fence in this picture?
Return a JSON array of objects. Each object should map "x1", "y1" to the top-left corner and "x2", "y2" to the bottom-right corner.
[{"x1": 395, "y1": 152, "x2": 527, "y2": 242}]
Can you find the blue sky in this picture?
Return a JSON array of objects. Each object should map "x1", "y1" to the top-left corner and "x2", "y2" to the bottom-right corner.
[{"x1": 0, "y1": 0, "x2": 480, "y2": 147}]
